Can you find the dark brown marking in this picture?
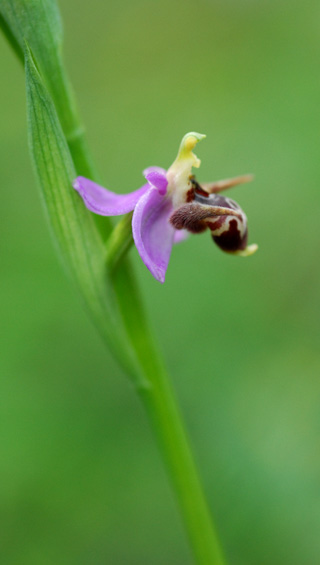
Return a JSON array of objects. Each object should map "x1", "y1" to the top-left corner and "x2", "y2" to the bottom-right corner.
[
  {"x1": 191, "y1": 177, "x2": 209, "y2": 198},
  {"x1": 213, "y1": 220, "x2": 248, "y2": 252},
  {"x1": 206, "y1": 218, "x2": 225, "y2": 232},
  {"x1": 185, "y1": 187, "x2": 195, "y2": 203}
]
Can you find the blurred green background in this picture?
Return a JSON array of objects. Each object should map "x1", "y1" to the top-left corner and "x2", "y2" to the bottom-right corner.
[{"x1": 1, "y1": 0, "x2": 320, "y2": 563}]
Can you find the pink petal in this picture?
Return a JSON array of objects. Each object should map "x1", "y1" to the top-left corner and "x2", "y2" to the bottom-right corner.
[
  {"x1": 143, "y1": 167, "x2": 168, "y2": 195},
  {"x1": 132, "y1": 187, "x2": 175, "y2": 283},
  {"x1": 174, "y1": 229, "x2": 189, "y2": 244},
  {"x1": 73, "y1": 176, "x2": 149, "y2": 216}
]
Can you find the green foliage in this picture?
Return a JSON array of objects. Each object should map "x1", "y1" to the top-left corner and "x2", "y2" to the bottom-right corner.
[
  {"x1": 1, "y1": 0, "x2": 67, "y2": 124},
  {"x1": 24, "y1": 44, "x2": 143, "y2": 382},
  {"x1": 0, "y1": 0, "x2": 62, "y2": 61},
  {"x1": 0, "y1": 0, "x2": 97, "y2": 178}
]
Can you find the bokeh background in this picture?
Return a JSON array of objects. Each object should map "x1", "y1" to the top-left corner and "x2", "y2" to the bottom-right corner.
[{"x1": 1, "y1": 0, "x2": 320, "y2": 563}]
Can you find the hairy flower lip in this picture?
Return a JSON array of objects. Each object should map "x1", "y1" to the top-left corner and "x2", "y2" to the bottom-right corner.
[
  {"x1": 170, "y1": 202, "x2": 242, "y2": 233},
  {"x1": 73, "y1": 132, "x2": 257, "y2": 283}
]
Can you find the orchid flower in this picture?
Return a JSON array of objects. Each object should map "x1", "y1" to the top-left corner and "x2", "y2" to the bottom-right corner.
[{"x1": 73, "y1": 132, "x2": 257, "y2": 283}]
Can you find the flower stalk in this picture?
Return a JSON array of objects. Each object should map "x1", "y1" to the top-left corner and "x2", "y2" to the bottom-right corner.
[
  {"x1": 138, "y1": 370, "x2": 226, "y2": 565},
  {"x1": 106, "y1": 212, "x2": 134, "y2": 273}
]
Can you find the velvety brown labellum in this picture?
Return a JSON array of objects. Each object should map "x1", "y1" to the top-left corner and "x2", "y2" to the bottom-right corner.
[{"x1": 170, "y1": 189, "x2": 249, "y2": 253}]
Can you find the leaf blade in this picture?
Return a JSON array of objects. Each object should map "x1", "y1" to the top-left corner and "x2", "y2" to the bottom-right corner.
[
  {"x1": 25, "y1": 43, "x2": 142, "y2": 383},
  {"x1": 0, "y1": 0, "x2": 99, "y2": 180}
]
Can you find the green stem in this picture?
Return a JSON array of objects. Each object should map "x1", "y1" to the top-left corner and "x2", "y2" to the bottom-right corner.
[
  {"x1": 52, "y1": 61, "x2": 102, "y2": 183},
  {"x1": 106, "y1": 212, "x2": 134, "y2": 272},
  {"x1": 140, "y1": 367, "x2": 226, "y2": 565},
  {"x1": 112, "y1": 266, "x2": 226, "y2": 565}
]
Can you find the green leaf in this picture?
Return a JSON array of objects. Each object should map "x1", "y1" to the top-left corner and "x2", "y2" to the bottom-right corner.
[
  {"x1": 0, "y1": 0, "x2": 97, "y2": 180},
  {"x1": 1, "y1": 0, "x2": 63, "y2": 110},
  {"x1": 0, "y1": 0, "x2": 62, "y2": 58},
  {"x1": 24, "y1": 43, "x2": 143, "y2": 384},
  {"x1": 0, "y1": 11, "x2": 24, "y2": 60}
]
